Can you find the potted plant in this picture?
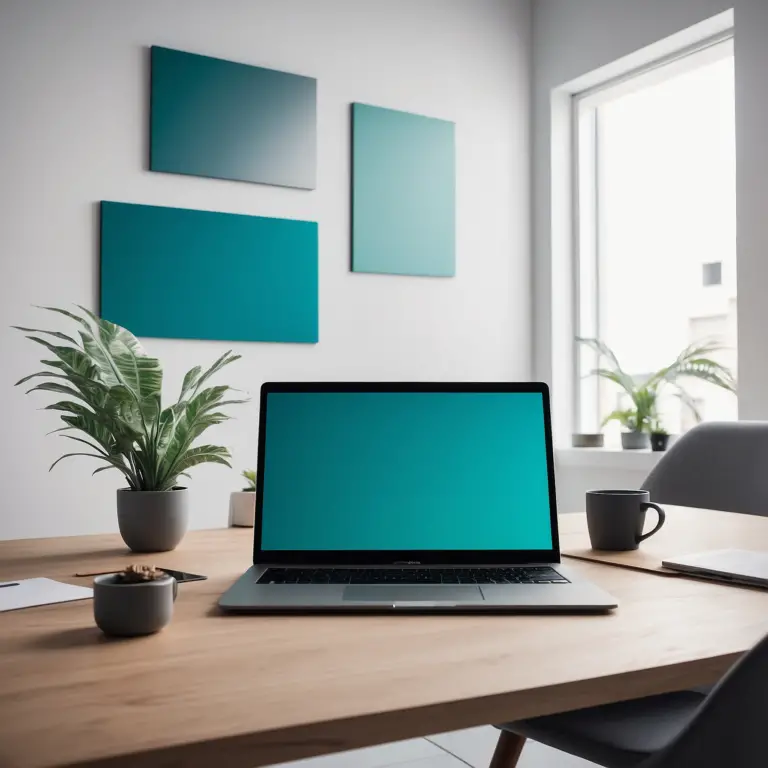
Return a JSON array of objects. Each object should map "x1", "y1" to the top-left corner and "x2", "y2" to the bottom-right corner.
[
  {"x1": 93, "y1": 564, "x2": 177, "y2": 637},
  {"x1": 578, "y1": 338, "x2": 736, "y2": 450},
  {"x1": 650, "y1": 420, "x2": 670, "y2": 452},
  {"x1": 604, "y1": 387, "x2": 657, "y2": 450},
  {"x1": 230, "y1": 469, "x2": 257, "y2": 527},
  {"x1": 14, "y1": 306, "x2": 246, "y2": 552},
  {"x1": 571, "y1": 433, "x2": 605, "y2": 449}
]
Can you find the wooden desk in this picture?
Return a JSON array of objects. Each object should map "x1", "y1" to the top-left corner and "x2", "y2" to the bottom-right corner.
[
  {"x1": 1, "y1": 507, "x2": 768, "y2": 768},
  {"x1": 561, "y1": 504, "x2": 768, "y2": 573}
]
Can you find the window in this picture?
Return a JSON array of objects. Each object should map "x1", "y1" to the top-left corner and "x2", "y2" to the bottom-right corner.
[
  {"x1": 574, "y1": 37, "x2": 737, "y2": 442},
  {"x1": 702, "y1": 261, "x2": 723, "y2": 286}
]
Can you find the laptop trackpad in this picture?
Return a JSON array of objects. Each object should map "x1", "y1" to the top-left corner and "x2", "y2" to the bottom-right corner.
[{"x1": 343, "y1": 585, "x2": 484, "y2": 602}]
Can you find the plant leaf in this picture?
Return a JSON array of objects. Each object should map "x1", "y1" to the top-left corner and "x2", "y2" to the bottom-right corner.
[
  {"x1": 76, "y1": 314, "x2": 162, "y2": 421},
  {"x1": 15, "y1": 370, "x2": 69, "y2": 387},
  {"x1": 189, "y1": 351, "x2": 241, "y2": 398},
  {"x1": 12, "y1": 326, "x2": 77, "y2": 344},
  {"x1": 179, "y1": 365, "x2": 202, "y2": 401},
  {"x1": 17, "y1": 306, "x2": 245, "y2": 491},
  {"x1": 37, "y1": 305, "x2": 91, "y2": 327},
  {"x1": 60, "y1": 433, "x2": 108, "y2": 455},
  {"x1": 49, "y1": 452, "x2": 110, "y2": 472}
]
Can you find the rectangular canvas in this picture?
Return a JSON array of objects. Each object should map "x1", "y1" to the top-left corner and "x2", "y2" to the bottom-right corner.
[
  {"x1": 351, "y1": 103, "x2": 455, "y2": 277},
  {"x1": 150, "y1": 46, "x2": 316, "y2": 189},
  {"x1": 100, "y1": 202, "x2": 318, "y2": 344}
]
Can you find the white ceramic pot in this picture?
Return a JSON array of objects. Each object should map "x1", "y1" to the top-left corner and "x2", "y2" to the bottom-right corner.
[{"x1": 229, "y1": 491, "x2": 256, "y2": 527}]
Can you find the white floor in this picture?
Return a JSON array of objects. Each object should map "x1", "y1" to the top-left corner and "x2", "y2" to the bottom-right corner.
[{"x1": 268, "y1": 726, "x2": 596, "y2": 768}]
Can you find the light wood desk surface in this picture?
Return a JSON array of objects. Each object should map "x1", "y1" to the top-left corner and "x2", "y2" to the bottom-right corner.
[
  {"x1": 1, "y1": 506, "x2": 768, "y2": 768},
  {"x1": 561, "y1": 503, "x2": 768, "y2": 573}
]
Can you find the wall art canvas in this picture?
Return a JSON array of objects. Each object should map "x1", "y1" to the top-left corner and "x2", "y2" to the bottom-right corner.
[
  {"x1": 100, "y1": 201, "x2": 318, "y2": 343},
  {"x1": 150, "y1": 46, "x2": 316, "y2": 189},
  {"x1": 351, "y1": 103, "x2": 455, "y2": 277}
]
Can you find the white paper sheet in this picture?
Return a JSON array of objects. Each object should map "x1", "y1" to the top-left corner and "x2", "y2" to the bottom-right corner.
[{"x1": 0, "y1": 577, "x2": 93, "y2": 612}]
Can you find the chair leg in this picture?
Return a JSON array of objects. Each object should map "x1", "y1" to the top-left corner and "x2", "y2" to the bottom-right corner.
[{"x1": 489, "y1": 730, "x2": 526, "y2": 768}]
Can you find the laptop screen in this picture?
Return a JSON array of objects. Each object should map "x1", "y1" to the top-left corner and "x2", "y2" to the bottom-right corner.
[{"x1": 257, "y1": 387, "x2": 556, "y2": 555}]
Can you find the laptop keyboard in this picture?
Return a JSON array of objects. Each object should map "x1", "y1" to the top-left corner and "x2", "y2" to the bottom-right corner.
[{"x1": 258, "y1": 566, "x2": 569, "y2": 585}]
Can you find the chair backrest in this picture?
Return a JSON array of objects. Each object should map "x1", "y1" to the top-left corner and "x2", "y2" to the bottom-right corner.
[
  {"x1": 645, "y1": 631, "x2": 768, "y2": 768},
  {"x1": 642, "y1": 422, "x2": 768, "y2": 516}
]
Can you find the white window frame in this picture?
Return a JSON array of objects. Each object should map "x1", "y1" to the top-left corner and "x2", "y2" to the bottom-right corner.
[{"x1": 570, "y1": 33, "x2": 735, "y2": 435}]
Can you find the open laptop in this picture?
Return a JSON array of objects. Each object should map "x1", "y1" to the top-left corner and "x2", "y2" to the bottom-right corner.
[{"x1": 219, "y1": 383, "x2": 617, "y2": 612}]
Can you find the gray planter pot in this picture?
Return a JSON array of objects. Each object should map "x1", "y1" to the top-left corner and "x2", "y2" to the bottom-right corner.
[
  {"x1": 94, "y1": 573, "x2": 177, "y2": 637},
  {"x1": 572, "y1": 433, "x2": 605, "y2": 448},
  {"x1": 117, "y1": 488, "x2": 188, "y2": 553},
  {"x1": 621, "y1": 431, "x2": 650, "y2": 450}
]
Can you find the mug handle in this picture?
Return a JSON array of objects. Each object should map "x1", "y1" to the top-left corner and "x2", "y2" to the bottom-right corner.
[
  {"x1": 638, "y1": 502, "x2": 666, "y2": 542},
  {"x1": 171, "y1": 577, "x2": 178, "y2": 602}
]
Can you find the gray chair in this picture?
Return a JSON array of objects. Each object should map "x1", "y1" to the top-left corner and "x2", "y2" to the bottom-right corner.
[
  {"x1": 490, "y1": 630, "x2": 768, "y2": 767},
  {"x1": 642, "y1": 421, "x2": 768, "y2": 516},
  {"x1": 490, "y1": 421, "x2": 768, "y2": 767}
]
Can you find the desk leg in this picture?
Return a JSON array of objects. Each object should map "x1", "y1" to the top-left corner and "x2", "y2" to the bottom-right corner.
[{"x1": 489, "y1": 730, "x2": 526, "y2": 768}]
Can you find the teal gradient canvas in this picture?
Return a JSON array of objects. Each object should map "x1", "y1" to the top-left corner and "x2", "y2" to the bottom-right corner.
[
  {"x1": 351, "y1": 103, "x2": 455, "y2": 277},
  {"x1": 261, "y1": 392, "x2": 553, "y2": 550},
  {"x1": 100, "y1": 202, "x2": 318, "y2": 343},
  {"x1": 150, "y1": 46, "x2": 316, "y2": 189}
]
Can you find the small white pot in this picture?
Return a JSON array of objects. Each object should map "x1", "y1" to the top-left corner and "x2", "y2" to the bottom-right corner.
[{"x1": 229, "y1": 491, "x2": 256, "y2": 527}]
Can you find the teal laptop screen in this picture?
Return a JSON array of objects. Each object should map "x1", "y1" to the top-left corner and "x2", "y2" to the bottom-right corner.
[{"x1": 260, "y1": 391, "x2": 554, "y2": 551}]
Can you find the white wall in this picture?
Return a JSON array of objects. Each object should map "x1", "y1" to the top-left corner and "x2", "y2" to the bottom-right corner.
[
  {"x1": 556, "y1": 465, "x2": 652, "y2": 514},
  {"x1": 0, "y1": 0, "x2": 532, "y2": 540},
  {"x1": 530, "y1": 0, "x2": 764, "y2": 512}
]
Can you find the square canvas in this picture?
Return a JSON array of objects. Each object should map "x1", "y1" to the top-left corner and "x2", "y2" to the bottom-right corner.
[
  {"x1": 100, "y1": 202, "x2": 318, "y2": 344},
  {"x1": 351, "y1": 103, "x2": 455, "y2": 277},
  {"x1": 150, "y1": 46, "x2": 316, "y2": 189}
]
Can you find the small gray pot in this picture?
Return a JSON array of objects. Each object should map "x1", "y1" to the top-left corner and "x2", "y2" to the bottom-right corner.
[
  {"x1": 572, "y1": 433, "x2": 605, "y2": 449},
  {"x1": 117, "y1": 488, "x2": 188, "y2": 553},
  {"x1": 621, "y1": 431, "x2": 650, "y2": 450},
  {"x1": 94, "y1": 574, "x2": 177, "y2": 637}
]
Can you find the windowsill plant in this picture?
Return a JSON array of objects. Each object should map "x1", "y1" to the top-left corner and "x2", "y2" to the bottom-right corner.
[{"x1": 577, "y1": 337, "x2": 736, "y2": 450}]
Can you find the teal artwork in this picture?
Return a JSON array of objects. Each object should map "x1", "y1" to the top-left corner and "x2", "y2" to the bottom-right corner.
[
  {"x1": 351, "y1": 103, "x2": 455, "y2": 277},
  {"x1": 100, "y1": 202, "x2": 318, "y2": 344},
  {"x1": 150, "y1": 46, "x2": 316, "y2": 189}
]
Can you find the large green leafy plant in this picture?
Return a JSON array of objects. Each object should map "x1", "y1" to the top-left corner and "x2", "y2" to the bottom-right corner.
[
  {"x1": 578, "y1": 337, "x2": 736, "y2": 433},
  {"x1": 14, "y1": 306, "x2": 246, "y2": 491}
]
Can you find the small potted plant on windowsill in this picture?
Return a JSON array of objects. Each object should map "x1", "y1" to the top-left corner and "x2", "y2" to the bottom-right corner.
[
  {"x1": 571, "y1": 432, "x2": 605, "y2": 449},
  {"x1": 578, "y1": 337, "x2": 736, "y2": 451},
  {"x1": 650, "y1": 421, "x2": 670, "y2": 452},
  {"x1": 610, "y1": 409, "x2": 653, "y2": 450},
  {"x1": 14, "y1": 306, "x2": 247, "y2": 553},
  {"x1": 230, "y1": 469, "x2": 257, "y2": 527}
]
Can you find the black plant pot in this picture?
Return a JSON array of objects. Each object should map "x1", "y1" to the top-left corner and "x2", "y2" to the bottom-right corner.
[{"x1": 650, "y1": 433, "x2": 670, "y2": 452}]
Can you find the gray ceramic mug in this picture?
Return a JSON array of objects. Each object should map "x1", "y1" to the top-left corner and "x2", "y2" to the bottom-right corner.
[
  {"x1": 586, "y1": 490, "x2": 666, "y2": 551},
  {"x1": 93, "y1": 573, "x2": 177, "y2": 637}
]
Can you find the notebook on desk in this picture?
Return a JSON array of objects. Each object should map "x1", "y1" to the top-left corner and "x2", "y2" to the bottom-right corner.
[
  {"x1": 0, "y1": 578, "x2": 93, "y2": 612},
  {"x1": 219, "y1": 382, "x2": 617, "y2": 613}
]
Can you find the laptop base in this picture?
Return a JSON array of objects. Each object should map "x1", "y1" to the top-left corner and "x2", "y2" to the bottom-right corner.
[{"x1": 219, "y1": 565, "x2": 617, "y2": 612}]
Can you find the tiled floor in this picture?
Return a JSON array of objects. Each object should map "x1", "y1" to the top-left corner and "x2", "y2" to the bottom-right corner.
[{"x1": 268, "y1": 726, "x2": 596, "y2": 768}]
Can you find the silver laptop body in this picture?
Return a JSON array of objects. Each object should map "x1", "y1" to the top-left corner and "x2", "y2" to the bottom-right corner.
[
  {"x1": 219, "y1": 383, "x2": 617, "y2": 613},
  {"x1": 663, "y1": 549, "x2": 768, "y2": 588}
]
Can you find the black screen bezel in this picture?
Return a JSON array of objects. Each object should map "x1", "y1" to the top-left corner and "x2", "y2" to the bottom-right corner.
[{"x1": 252, "y1": 382, "x2": 561, "y2": 565}]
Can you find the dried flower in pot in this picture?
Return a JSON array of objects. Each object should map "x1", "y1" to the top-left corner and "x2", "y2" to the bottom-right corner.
[{"x1": 94, "y1": 563, "x2": 178, "y2": 637}]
